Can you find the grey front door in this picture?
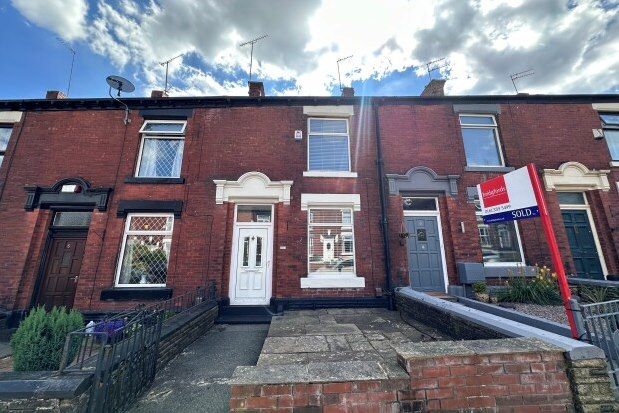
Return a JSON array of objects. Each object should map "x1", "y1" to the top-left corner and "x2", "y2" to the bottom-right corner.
[
  {"x1": 405, "y1": 216, "x2": 445, "y2": 291},
  {"x1": 562, "y1": 210, "x2": 604, "y2": 279}
]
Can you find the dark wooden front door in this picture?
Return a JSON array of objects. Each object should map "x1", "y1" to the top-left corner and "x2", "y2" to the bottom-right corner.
[
  {"x1": 562, "y1": 209, "x2": 604, "y2": 279},
  {"x1": 38, "y1": 235, "x2": 86, "y2": 308}
]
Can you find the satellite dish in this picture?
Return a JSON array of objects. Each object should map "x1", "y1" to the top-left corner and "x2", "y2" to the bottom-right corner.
[{"x1": 106, "y1": 75, "x2": 135, "y2": 95}]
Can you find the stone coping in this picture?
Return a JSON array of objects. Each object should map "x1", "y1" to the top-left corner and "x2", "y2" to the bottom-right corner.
[
  {"x1": 396, "y1": 287, "x2": 604, "y2": 360},
  {"x1": 393, "y1": 337, "x2": 561, "y2": 360},
  {"x1": 231, "y1": 360, "x2": 407, "y2": 386},
  {"x1": 0, "y1": 371, "x2": 92, "y2": 399}
]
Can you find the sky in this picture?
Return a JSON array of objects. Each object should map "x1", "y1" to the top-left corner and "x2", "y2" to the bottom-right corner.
[{"x1": 1, "y1": 0, "x2": 618, "y2": 99}]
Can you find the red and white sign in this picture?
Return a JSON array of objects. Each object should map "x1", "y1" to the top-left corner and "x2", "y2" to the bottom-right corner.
[{"x1": 477, "y1": 166, "x2": 539, "y2": 224}]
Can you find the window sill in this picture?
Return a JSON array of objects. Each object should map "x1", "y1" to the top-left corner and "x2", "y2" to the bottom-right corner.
[
  {"x1": 610, "y1": 161, "x2": 619, "y2": 167},
  {"x1": 300, "y1": 274, "x2": 365, "y2": 289},
  {"x1": 464, "y1": 166, "x2": 514, "y2": 173},
  {"x1": 125, "y1": 177, "x2": 185, "y2": 184},
  {"x1": 100, "y1": 287, "x2": 173, "y2": 301},
  {"x1": 303, "y1": 171, "x2": 358, "y2": 178}
]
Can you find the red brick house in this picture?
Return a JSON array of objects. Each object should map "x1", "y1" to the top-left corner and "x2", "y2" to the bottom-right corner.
[{"x1": 0, "y1": 83, "x2": 617, "y2": 321}]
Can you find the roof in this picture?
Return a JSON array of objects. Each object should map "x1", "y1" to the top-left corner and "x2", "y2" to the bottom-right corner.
[{"x1": 0, "y1": 93, "x2": 618, "y2": 112}]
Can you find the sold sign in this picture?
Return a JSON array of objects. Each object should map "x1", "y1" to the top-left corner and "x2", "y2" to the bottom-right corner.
[
  {"x1": 477, "y1": 166, "x2": 540, "y2": 224},
  {"x1": 477, "y1": 164, "x2": 578, "y2": 339}
]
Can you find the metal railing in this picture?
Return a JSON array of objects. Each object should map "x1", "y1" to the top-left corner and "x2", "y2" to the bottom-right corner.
[
  {"x1": 59, "y1": 284, "x2": 216, "y2": 413},
  {"x1": 574, "y1": 299, "x2": 619, "y2": 390}
]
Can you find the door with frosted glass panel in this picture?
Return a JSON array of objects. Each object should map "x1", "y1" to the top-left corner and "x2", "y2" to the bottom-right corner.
[{"x1": 234, "y1": 227, "x2": 269, "y2": 303}]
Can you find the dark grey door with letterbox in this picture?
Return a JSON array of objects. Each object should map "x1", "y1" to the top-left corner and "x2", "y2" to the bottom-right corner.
[{"x1": 405, "y1": 216, "x2": 445, "y2": 291}]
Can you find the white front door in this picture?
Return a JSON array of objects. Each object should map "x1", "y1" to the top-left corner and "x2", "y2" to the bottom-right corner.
[{"x1": 231, "y1": 226, "x2": 271, "y2": 305}]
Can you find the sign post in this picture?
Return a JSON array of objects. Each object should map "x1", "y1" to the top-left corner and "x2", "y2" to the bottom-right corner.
[{"x1": 477, "y1": 164, "x2": 578, "y2": 339}]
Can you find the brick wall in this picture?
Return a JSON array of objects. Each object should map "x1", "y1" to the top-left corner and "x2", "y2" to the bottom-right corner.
[
  {"x1": 230, "y1": 379, "x2": 411, "y2": 412},
  {"x1": 379, "y1": 102, "x2": 619, "y2": 283},
  {"x1": 399, "y1": 347, "x2": 574, "y2": 411}
]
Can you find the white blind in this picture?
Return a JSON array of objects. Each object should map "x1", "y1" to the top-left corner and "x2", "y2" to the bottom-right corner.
[{"x1": 308, "y1": 119, "x2": 350, "y2": 171}]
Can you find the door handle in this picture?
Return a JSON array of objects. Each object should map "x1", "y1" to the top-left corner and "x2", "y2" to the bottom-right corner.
[{"x1": 71, "y1": 276, "x2": 79, "y2": 282}]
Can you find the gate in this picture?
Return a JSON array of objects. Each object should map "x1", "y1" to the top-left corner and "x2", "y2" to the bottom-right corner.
[
  {"x1": 577, "y1": 299, "x2": 619, "y2": 390},
  {"x1": 59, "y1": 285, "x2": 214, "y2": 413}
]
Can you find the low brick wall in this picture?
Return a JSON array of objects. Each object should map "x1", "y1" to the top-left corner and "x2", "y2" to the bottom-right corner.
[
  {"x1": 230, "y1": 379, "x2": 411, "y2": 412},
  {"x1": 567, "y1": 358, "x2": 617, "y2": 412},
  {"x1": 396, "y1": 338, "x2": 574, "y2": 411},
  {"x1": 157, "y1": 303, "x2": 218, "y2": 368}
]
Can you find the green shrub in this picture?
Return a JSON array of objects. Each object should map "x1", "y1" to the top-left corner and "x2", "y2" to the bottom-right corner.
[
  {"x1": 473, "y1": 282, "x2": 488, "y2": 294},
  {"x1": 10, "y1": 306, "x2": 84, "y2": 371},
  {"x1": 578, "y1": 285, "x2": 619, "y2": 303},
  {"x1": 497, "y1": 265, "x2": 562, "y2": 305}
]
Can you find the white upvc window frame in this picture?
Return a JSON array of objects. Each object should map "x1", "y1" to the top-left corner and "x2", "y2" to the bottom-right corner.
[
  {"x1": 0, "y1": 124, "x2": 12, "y2": 167},
  {"x1": 301, "y1": 204, "x2": 364, "y2": 288},
  {"x1": 114, "y1": 213, "x2": 175, "y2": 288},
  {"x1": 474, "y1": 199, "x2": 525, "y2": 267},
  {"x1": 305, "y1": 117, "x2": 355, "y2": 176},
  {"x1": 459, "y1": 114, "x2": 506, "y2": 168},
  {"x1": 599, "y1": 113, "x2": 619, "y2": 164},
  {"x1": 135, "y1": 120, "x2": 187, "y2": 178}
]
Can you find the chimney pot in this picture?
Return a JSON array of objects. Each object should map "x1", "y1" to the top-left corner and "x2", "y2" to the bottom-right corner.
[
  {"x1": 420, "y1": 79, "x2": 446, "y2": 97},
  {"x1": 341, "y1": 87, "x2": 355, "y2": 97},
  {"x1": 46, "y1": 90, "x2": 66, "y2": 100},
  {"x1": 248, "y1": 81, "x2": 265, "y2": 97},
  {"x1": 151, "y1": 90, "x2": 168, "y2": 98}
]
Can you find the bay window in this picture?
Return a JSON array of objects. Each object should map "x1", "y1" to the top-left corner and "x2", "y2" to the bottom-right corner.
[{"x1": 116, "y1": 214, "x2": 174, "y2": 287}]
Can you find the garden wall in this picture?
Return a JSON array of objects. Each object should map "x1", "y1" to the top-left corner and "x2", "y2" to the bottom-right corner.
[{"x1": 395, "y1": 288, "x2": 618, "y2": 412}]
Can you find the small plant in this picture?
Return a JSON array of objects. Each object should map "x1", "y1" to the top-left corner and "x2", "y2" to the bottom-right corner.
[
  {"x1": 497, "y1": 265, "x2": 562, "y2": 305},
  {"x1": 473, "y1": 282, "x2": 488, "y2": 294},
  {"x1": 578, "y1": 285, "x2": 619, "y2": 303},
  {"x1": 10, "y1": 306, "x2": 84, "y2": 371}
]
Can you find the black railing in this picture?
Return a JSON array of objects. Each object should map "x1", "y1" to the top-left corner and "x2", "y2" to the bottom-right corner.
[{"x1": 59, "y1": 284, "x2": 216, "y2": 413}]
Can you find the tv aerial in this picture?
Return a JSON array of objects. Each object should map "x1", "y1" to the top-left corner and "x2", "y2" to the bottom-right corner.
[
  {"x1": 106, "y1": 75, "x2": 135, "y2": 125},
  {"x1": 509, "y1": 69, "x2": 534, "y2": 93},
  {"x1": 423, "y1": 57, "x2": 449, "y2": 80},
  {"x1": 239, "y1": 34, "x2": 268, "y2": 82},
  {"x1": 160, "y1": 54, "x2": 183, "y2": 94},
  {"x1": 56, "y1": 38, "x2": 76, "y2": 97},
  {"x1": 336, "y1": 55, "x2": 353, "y2": 91}
]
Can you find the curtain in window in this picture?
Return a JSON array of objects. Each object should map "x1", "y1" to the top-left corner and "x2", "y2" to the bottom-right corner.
[{"x1": 138, "y1": 138, "x2": 184, "y2": 177}]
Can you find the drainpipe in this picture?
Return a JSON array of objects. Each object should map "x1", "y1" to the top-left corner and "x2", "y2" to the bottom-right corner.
[{"x1": 373, "y1": 100, "x2": 394, "y2": 310}]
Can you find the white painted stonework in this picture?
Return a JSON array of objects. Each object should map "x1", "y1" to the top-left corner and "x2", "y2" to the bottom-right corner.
[
  {"x1": 300, "y1": 193, "x2": 361, "y2": 211},
  {"x1": 302, "y1": 105, "x2": 354, "y2": 117},
  {"x1": 0, "y1": 111, "x2": 23, "y2": 123},
  {"x1": 213, "y1": 172, "x2": 293, "y2": 204},
  {"x1": 592, "y1": 103, "x2": 619, "y2": 112},
  {"x1": 543, "y1": 162, "x2": 610, "y2": 192}
]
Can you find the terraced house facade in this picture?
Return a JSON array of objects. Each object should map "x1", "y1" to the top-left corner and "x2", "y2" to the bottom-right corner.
[{"x1": 0, "y1": 81, "x2": 618, "y2": 320}]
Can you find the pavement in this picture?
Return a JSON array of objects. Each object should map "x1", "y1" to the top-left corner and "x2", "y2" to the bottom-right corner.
[
  {"x1": 0, "y1": 341, "x2": 11, "y2": 359},
  {"x1": 129, "y1": 324, "x2": 269, "y2": 413}
]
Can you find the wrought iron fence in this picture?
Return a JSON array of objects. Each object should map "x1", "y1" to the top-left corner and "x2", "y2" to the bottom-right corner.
[
  {"x1": 575, "y1": 299, "x2": 619, "y2": 390},
  {"x1": 60, "y1": 284, "x2": 216, "y2": 413}
]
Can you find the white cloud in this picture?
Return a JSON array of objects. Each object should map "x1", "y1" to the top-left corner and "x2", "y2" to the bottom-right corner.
[
  {"x1": 11, "y1": 0, "x2": 88, "y2": 41},
  {"x1": 11, "y1": 0, "x2": 619, "y2": 96}
]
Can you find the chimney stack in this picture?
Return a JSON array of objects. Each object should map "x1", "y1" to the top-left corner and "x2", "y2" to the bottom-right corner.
[
  {"x1": 151, "y1": 90, "x2": 169, "y2": 98},
  {"x1": 248, "y1": 81, "x2": 265, "y2": 97},
  {"x1": 45, "y1": 90, "x2": 66, "y2": 100},
  {"x1": 341, "y1": 87, "x2": 355, "y2": 97},
  {"x1": 420, "y1": 79, "x2": 446, "y2": 97}
]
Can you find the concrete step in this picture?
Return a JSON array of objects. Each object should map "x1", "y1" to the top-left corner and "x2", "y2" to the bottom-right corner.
[{"x1": 216, "y1": 306, "x2": 277, "y2": 324}]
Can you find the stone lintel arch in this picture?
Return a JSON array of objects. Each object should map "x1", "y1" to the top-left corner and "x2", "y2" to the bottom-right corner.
[
  {"x1": 386, "y1": 166, "x2": 459, "y2": 196},
  {"x1": 543, "y1": 162, "x2": 610, "y2": 192}
]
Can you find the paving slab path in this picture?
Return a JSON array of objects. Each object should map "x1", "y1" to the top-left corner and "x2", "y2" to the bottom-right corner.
[{"x1": 129, "y1": 324, "x2": 269, "y2": 413}]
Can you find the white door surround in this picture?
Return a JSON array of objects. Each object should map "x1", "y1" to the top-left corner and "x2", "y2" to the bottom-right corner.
[
  {"x1": 229, "y1": 204, "x2": 274, "y2": 306},
  {"x1": 214, "y1": 171, "x2": 293, "y2": 205},
  {"x1": 543, "y1": 162, "x2": 610, "y2": 192}
]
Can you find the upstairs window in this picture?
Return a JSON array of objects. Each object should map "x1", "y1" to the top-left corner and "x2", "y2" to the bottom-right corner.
[
  {"x1": 116, "y1": 214, "x2": 174, "y2": 287},
  {"x1": 307, "y1": 118, "x2": 351, "y2": 172},
  {"x1": 136, "y1": 120, "x2": 186, "y2": 178},
  {"x1": 308, "y1": 207, "x2": 355, "y2": 275},
  {"x1": 600, "y1": 114, "x2": 619, "y2": 161},
  {"x1": 459, "y1": 115, "x2": 504, "y2": 167},
  {"x1": 0, "y1": 126, "x2": 12, "y2": 167}
]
